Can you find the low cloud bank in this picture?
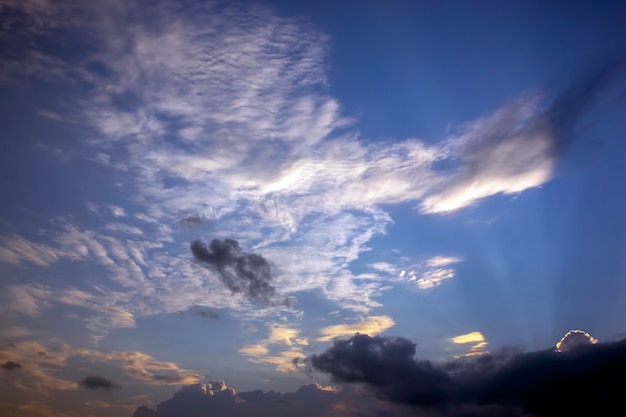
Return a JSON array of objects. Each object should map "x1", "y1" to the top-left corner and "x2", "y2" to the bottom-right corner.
[{"x1": 308, "y1": 333, "x2": 626, "y2": 415}]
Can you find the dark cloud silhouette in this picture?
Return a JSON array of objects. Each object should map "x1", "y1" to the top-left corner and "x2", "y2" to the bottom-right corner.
[
  {"x1": 1, "y1": 360, "x2": 22, "y2": 370},
  {"x1": 190, "y1": 239, "x2": 291, "y2": 306},
  {"x1": 308, "y1": 333, "x2": 626, "y2": 416},
  {"x1": 132, "y1": 380, "x2": 414, "y2": 417},
  {"x1": 309, "y1": 334, "x2": 452, "y2": 405},
  {"x1": 79, "y1": 376, "x2": 120, "y2": 391}
]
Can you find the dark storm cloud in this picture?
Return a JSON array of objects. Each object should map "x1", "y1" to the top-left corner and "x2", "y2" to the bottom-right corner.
[
  {"x1": 1, "y1": 360, "x2": 22, "y2": 370},
  {"x1": 79, "y1": 375, "x2": 119, "y2": 391},
  {"x1": 190, "y1": 239, "x2": 291, "y2": 306},
  {"x1": 308, "y1": 334, "x2": 626, "y2": 416},
  {"x1": 309, "y1": 334, "x2": 452, "y2": 405}
]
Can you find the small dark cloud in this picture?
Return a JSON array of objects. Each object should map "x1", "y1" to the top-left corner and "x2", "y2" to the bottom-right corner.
[
  {"x1": 79, "y1": 376, "x2": 120, "y2": 391},
  {"x1": 183, "y1": 305, "x2": 221, "y2": 320},
  {"x1": 309, "y1": 333, "x2": 626, "y2": 416},
  {"x1": 1, "y1": 361, "x2": 22, "y2": 370},
  {"x1": 190, "y1": 238, "x2": 292, "y2": 306},
  {"x1": 180, "y1": 216, "x2": 204, "y2": 225}
]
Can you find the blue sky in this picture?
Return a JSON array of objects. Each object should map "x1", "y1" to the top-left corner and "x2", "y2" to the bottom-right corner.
[{"x1": 1, "y1": 1, "x2": 626, "y2": 416}]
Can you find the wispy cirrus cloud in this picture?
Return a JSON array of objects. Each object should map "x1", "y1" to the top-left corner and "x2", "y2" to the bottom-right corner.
[
  {"x1": 74, "y1": 349, "x2": 203, "y2": 386},
  {"x1": 1, "y1": 0, "x2": 623, "y2": 324}
]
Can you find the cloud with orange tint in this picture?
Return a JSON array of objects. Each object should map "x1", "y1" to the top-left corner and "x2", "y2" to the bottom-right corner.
[
  {"x1": 74, "y1": 349, "x2": 202, "y2": 385},
  {"x1": 239, "y1": 324, "x2": 309, "y2": 372}
]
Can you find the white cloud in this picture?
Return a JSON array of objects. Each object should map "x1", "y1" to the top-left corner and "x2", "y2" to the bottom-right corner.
[
  {"x1": 420, "y1": 96, "x2": 554, "y2": 214},
  {"x1": 107, "y1": 205, "x2": 127, "y2": 217},
  {"x1": 426, "y1": 256, "x2": 462, "y2": 268}
]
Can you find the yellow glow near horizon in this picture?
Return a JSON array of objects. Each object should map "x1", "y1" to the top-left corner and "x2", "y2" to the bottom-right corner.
[{"x1": 317, "y1": 316, "x2": 395, "y2": 342}]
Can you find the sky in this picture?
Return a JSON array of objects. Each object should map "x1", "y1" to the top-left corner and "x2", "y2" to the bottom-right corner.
[{"x1": 1, "y1": 0, "x2": 626, "y2": 416}]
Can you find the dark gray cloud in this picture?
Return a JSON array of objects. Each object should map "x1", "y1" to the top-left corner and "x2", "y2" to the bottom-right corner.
[
  {"x1": 308, "y1": 333, "x2": 626, "y2": 416},
  {"x1": 309, "y1": 334, "x2": 452, "y2": 405},
  {"x1": 1, "y1": 360, "x2": 22, "y2": 370},
  {"x1": 79, "y1": 375, "x2": 119, "y2": 391},
  {"x1": 190, "y1": 239, "x2": 291, "y2": 306}
]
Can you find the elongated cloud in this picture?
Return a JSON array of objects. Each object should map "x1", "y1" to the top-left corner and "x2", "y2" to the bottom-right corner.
[
  {"x1": 317, "y1": 316, "x2": 395, "y2": 342},
  {"x1": 309, "y1": 333, "x2": 626, "y2": 415},
  {"x1": 191, "y1": 239, "x2": 289, "y2": 306},
  {"x1": 75, "y1": 349, "x2": 203, "y2": 386}
]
